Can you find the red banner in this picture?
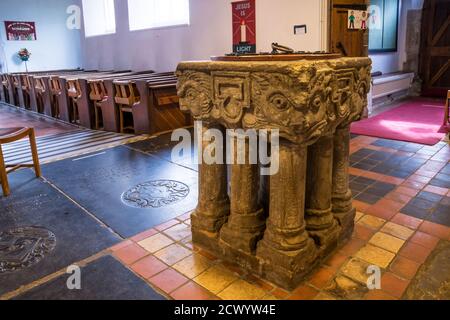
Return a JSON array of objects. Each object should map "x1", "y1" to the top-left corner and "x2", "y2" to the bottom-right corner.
[
  {"x1": 232, "y1": 0, "x2": 256, "y2": 54},
  {"x1": 5, "y1": 21, "x2": 37, "y2": 41}
]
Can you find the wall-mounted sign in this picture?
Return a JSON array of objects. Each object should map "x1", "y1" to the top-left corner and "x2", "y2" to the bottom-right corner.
[
  {"x1": 5, "y1": 21, "x2": 37, "y2": 41},
  {"x1": 348, "y1": 10, "x2": 368, "y2": 30},
  {"x1": 232, "y1": 0, "x2": 256, "y2": 54}
]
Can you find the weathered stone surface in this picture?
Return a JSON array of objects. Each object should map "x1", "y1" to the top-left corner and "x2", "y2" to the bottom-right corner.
[
  {"x1": 404, "y1": 241, "x2": 450, "y2": 300},
  {"x1": 177, "y1": 56, "x2": 371, "y2": 290}
]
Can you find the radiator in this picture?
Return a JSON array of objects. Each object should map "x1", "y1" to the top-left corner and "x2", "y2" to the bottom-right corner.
[{"x1": 372, "y1": 73, "x2": 414, "y2": 99}]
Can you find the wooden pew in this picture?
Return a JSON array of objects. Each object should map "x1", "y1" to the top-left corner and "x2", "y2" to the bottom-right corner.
[
  {"x1": 1, "y1": 69, "x2": 83, "y2": 107},
  {"x1": 64, "y1": 71, "x2": 155, "y2": 129},
  {"x1": 110, "y1": 73, "x2": 191, "y2": 135},
  {"x1": 95, "y1": 73, "x2": 175, "y2": 132},
  {"x1": 0, "y1": 74, "x2": 10, "y2": 104},
  {"x1": 88, "y1": 72, "x2": 173, "y2": 130},
  {"x1": 33, "y1": 70, "x2": 92, "y2": 116},
  {"x1": 48, "y1": 71, "x2": 119, "y2": 122}
]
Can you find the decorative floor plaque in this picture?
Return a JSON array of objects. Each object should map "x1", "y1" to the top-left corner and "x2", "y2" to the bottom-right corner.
[
  {"x1": 0, "y1": 227, "x2": 56, "y2": 273},
  {"x1": 122, "y1": 180, "x2": 190, "y2": 209}
]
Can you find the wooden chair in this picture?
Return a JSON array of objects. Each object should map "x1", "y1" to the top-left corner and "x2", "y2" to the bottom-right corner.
[
  {"x1": 444, "y1": 90, "x2": 450, "y2": 126},
  {"x1": 0, "y1": 128, "x2": 41, "y2": 197}
]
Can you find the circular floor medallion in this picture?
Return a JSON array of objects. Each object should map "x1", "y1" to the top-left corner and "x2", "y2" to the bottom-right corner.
[
  {"x1": 122, "y1": 180, "x2": 190, "y2": 209},
  {"x1": 0, "y1": 227, "x2": 56, "y2": 274}
]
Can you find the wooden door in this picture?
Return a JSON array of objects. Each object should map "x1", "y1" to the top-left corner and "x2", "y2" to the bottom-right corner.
[
  {"x1": 330, "y1": 0, "x2": 370, "y2": 57},
  {"x1": 419, "y1": 0, "x2": 450, "y2": 97}
]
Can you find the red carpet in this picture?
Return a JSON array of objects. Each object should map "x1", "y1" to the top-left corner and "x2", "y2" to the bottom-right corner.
[{"x1": 351, "y1": 99, "x2": 448, "y2": 145}]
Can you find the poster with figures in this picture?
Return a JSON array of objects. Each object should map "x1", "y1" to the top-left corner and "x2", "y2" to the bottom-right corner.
[
  {"x1": 232, "y1": 0, "x2": 256, "y2": 54},
  {"x1": 5, "y1": 21, "x2": 37, "y2": 41},
  {"x1": 348, "y1": 10, "x2": 368, "y2": 30}
]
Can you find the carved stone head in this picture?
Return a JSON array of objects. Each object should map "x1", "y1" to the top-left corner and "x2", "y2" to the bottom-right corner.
[{"x1": 244, "y1": 66, "x2": 335, "y2": 145}]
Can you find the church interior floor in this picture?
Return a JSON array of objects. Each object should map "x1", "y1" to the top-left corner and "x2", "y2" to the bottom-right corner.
[
  {"x1": 0, "y1": 103, "x2": 78, "y2": 137},
  {"x1": 1, "y1": 100, "x2": 450, "y2": 300}
]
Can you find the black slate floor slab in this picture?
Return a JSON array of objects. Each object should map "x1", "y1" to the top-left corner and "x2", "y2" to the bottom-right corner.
[
  {"x1": 0, "y1": 170, "x2": 120, "y2": 296},
  {"x1": 41, "y1": 146, "x2": 198, "y2": 238},
  {"x1": 127, "y1": 129, "x2": 198, "y2": 171},
  {"x1": 15, "y1": 255, "x2": 166, "y2": 300}
]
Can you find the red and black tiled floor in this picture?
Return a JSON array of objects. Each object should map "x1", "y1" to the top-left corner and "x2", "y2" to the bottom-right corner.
[{"x1": 1, "y1": 103, "x2": 450, "y2": 300}]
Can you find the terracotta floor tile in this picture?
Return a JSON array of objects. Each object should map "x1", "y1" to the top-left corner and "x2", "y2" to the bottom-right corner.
[
  {"x1": 155, "y1": 220, "x2": 180, "y2": 231},
  {"x1": 172, "y1": 253, "x2": 212, "y2": 279},
  {"x1": 391, "y1": 213, "x2": 423, "y2": 230},
  {"x1": 357, "y1": 215, "x2": 386, "y2": 230},
  {"x1": 308, "y1": 267, "x2": 336, "y2": 289},
  {"x1": 271, "y1": 287, "x2": 290, "y2": 299},
  {"x1": 194, "y1": 265, "x2": 239, "y2": 294},
  {"x1": 113, "y1": 243, "x2": 149, "y2": 265},
  {"x1": 138, "y1": 233, "x2": 174, "y2": 253},
  {"x1": 389, "y1": 256, "x2": 421, "y2": 280},
  {"x1": 176, "y1": 212, "x2": 193, "y2": 222},
  {"x1": 154, "y1": 244, "x2": 192, "y2": 266},
  {"x1": 395, "y1": 186, "x2": 419, "y2": 197},
  {"x1": 399, "y1": 241, "x2": 433, "y2": 264},
  {"x1": 354, "y1": 211, "x2": 365, "y2": 222},
  {"x1": 110, "y1": 240, "x2": 133, "y2": 252},
  {"x1": 163, "y1": 223, "x2": 192, "y2": 241},
  {"x1": 171, "y1": 282, "x2": 215, "y2": 300},
  {"x1": 289, "y1": 285, "x2": 318, "y2": 300},
  {"x1": 365, "y1": 203, "x2": 398, "y2": 220},
  {"x1": 380, "y1": 272, "x2": 410, "y2": 298},
  {"x1": 314, "y1": 292, "x2": 338, "y2": 300},
  {"x1": 218, "y1": 279, "x2": 267, "y2": 300},
  {"x1": 423, "y1": 185, "x2": 449, "y2": 196},
  {"x1": 355, "y1": 244, "x2": 396, "y2": 268},
  {"x1": 149, "y1": 268, "x2": 189, "y2": 293},
  {"x1": 401, "y1": 180, "x2": 426, "y2": 190},
  {"x1": 130, "y1": 229, "x2": 158, "y2": 243},
  {"x1": 381, "y1": 222, "x2": 414, "y2": 240},
  {"x1": 262, "y1": 294, "x2": 279, "y2": 300},
  {"x1": 407, "y1": 174, "x2": 432, "y2": 184},
  {"x1": 341, "y1": 258, "x2": 371, "y2": 285},
  {"x1": 196, "y1": 248, "x2": 219, "y2": 261},
  {"x1": 414, "y1": 169, "x2": 437, "y2": 178},
  {"x1": 325, "y1": 252, "x2": 349, "y2": 270},
  {"x1": 353, "y1": 224, "x2": 376, "y2": 241},
  {"x1": 338, "y1": 238, "x2": 366, "y2": 256},
  {"x1": 385, "y1": 192, "x2": 413, "y2": 205},
  {"x1": 130, "y1": 255, "x2": 167, "y2": 279},
  {"x1": 243, "y1": 274, "x2": 275, "y2": 292},
  {"x1": 377, "y1": 175, "x2": 405, "y2": 185},
  {"x1": 365, "y1": 290, "x2": 397, "y2": 300},
  {"x1": 419, "y1": 221, "x2": 450, "y2": 239},
  {"x1": 369, "y1": 232, "x2": 405, "y2": 253},
  {"x1": 353, "y1": 200, "x2": 371, "y2": 213},
  {"x1": 409, "y1": 231, "x2": 440, "y2": 249},
  {"x1": 421, "y1": 160, "x2": 447, "y2": 172}
]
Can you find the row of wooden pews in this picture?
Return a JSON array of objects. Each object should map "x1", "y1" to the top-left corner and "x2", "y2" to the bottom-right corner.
[{"x1": 0, "y1": 69, "x2": 190, "y2": 135}]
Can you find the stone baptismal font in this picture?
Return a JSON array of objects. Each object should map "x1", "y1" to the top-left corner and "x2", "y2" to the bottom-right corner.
[{"x1": 176, "y1": 52, "x2": 371, "y2": 290}]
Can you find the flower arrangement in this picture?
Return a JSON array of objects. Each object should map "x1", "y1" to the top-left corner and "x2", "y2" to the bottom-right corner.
[
  {"x1": 18, "y1": 48, "x2": 31, "y2": 62},
  {"x1": 18, "y1": 48, "x2": 31, "y2": 73}
]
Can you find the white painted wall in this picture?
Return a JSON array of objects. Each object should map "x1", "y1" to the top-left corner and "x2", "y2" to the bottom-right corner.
[
  {"x1": 0, "y1": 0, "x2": 81, "y2": 73},
  {"x1": 79, "y1": 0, "x2": 327, "y2": 72}
]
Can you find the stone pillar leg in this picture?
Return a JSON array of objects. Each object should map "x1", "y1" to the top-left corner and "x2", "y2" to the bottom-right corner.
[
  {"x1": 191, "y1": 125, "x2": 230, "y2": 253},
  {"x1": 220, "y1": 135, "x2": 265, "y2": 258},
  {"x1": 306, "y1": 135, "x2": 340, "y2": 255},
  {"x1": 256, "y1": 142, "x2": 317, "y2": 289},
  {"x1": 332, "y1": 126, "x2": 355, "y2": 243}
]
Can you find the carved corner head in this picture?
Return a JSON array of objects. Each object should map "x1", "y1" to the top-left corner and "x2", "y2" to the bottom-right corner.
[{"x1": 177, "y1": 71, "x2": 213, "y2": 120}]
